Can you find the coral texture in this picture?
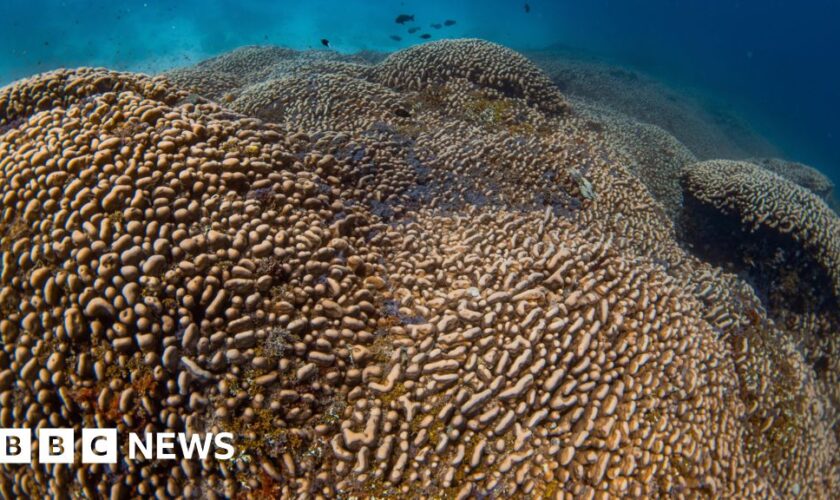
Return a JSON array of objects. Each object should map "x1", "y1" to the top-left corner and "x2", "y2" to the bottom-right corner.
[
  {"x1": 371, "y1": 39, "x2": 569, "y2": 113},
  {"x1": 682, "y1": 159, "x2": 840, "y2": 306},
  {"x1": 747, "y1": 157, "x2": 835, "y2": 200},
  {"x1": 0, "y1": 41, "x2": 837, "y2": 499}
]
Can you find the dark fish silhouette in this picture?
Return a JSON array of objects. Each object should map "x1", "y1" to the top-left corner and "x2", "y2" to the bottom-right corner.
[
  {"x1": 444, "y1": 19, "x2": 456, "y2": 26},
  {"x1": 431, "y1": 23, "x2": 442, "y2": 29},
  {"x1": 420, "y1": 33, "x2": 431, "y2": 39},
  {"x1": 524, "y1": 3, "x2": 530, "y2": 13},
  {"x1": 394, "y1": 107, "x2": 411, "y2": 118},
  {"x1": 408, "y1": 27, "x2": 420, "y2": 34},
  {"x1": 321, "y1": 38, "x2": 330, "y2": 48},
  {"x1": 390, "y1": 35, "x2": 402, "y2": 41},
  {"x1": 395, "y1": 14, "x2": 415, "y2": 24}
]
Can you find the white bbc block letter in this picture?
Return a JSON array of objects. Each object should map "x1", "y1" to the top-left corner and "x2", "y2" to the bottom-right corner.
[
  {"x1": 0, "y1": 429, "x2": 31, "y2": 463},
  {"x1": 38, "y1": 428, "x2": 74, "y2": 464},
  {"x1": 82, "y1": 428, "x2": 117, "y2": 464}
]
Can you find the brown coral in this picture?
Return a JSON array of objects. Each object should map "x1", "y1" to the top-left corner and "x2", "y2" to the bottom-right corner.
[
  {"x1": 0, "y1": 40, "x2": 838, "y2": 499},
  {"x1": 372, "y1": 39, "x2": 569, "y2": 114},
  {"x1": 0, "y1": 67, "x2": 186, "y2": 127},
  {"x1": 681, "y1": 159, "x2": 840, "y2": 308},
  {"x1": 748, "y1": 157, "x2": 835, "y2": 200},
  {"x1": 230, "y1": 73, "x2": 412, "y2": 132},
  {"x1": 0, "y1": 68, "x2": 392, "y2": 498}
]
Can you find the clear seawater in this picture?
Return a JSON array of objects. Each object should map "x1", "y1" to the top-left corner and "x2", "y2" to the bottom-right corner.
[{"x1": 1, "y1": 0, "x2": 838, "y2": 183}]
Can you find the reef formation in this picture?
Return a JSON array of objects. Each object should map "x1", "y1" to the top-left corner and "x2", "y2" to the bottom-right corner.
[
  {"x1": 0, "y1": 39, "x2": 838, "y2": 498},
  {"x1": 524, "y1": 46, "x2": 781, "y2": 162}
]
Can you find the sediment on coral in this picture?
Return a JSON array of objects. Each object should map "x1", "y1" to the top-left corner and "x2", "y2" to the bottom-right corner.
[{"x1": 0, "y1": 39, "x2": 838, "y2": 499}]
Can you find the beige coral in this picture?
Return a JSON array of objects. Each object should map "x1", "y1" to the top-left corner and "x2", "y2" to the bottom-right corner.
[
  {"x1": 573, "y1": 98, "x2": 697, "y2": 219},
  {"x1": 0, "y1": 40, "x2": 838, "y2": 499},
  {"x1": 682, "y1": 159, "x2": 840, "y2": 305},
  {"x1": 372, "y1": 39, "x2": 569, "y2": 113},
  {"x1": 747, "y1": 157, "x2": 835, "y2": 200},
  {"x1": 230, "y1": 73, "x2": 412, "y2": 132},
  {"x1": 164, "y1": 45, "x2": 372, "y2": 104}
]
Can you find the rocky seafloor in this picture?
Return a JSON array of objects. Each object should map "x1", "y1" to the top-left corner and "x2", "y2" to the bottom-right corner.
[{"x1": 0, "y1": 39, "x2": 838, "y2": 498}]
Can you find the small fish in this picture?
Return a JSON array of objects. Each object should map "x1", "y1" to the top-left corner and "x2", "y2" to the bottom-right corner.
[
  {"x1": 408, "y1": 27, "x2": 420, "y2": 34},
  {"x1": 395, "y1": 14, "x2": 415, "y2": 24},
  {"x1": 394, "y1": 107, "x2": 411, "y2": 118},
  {"x1": 444, "y1": 19, "x2": 456, "y2": 26},
  {"x1": 419, "y1": 33, "x2": 431, "y2": 39},
  {"x1": 321, "y1": 38, "x2": 330, "y2": 48},
  {"x1": 431, "y1": 23, "x2": 442, "y2": 29},
  {"x1": 524, "y1": 3, "x2": 530, "y2": 13},
  {"x1": 390, "y1": 35, "x2": 402, "y2": 41}
]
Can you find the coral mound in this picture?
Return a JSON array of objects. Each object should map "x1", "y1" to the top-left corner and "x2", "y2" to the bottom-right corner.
[
  {"x1": 681, "y1": 159, "x2": 840, "y2": 308},
  {"x1": 0, "y1": 41, "x2": 838, "y2": 499},
  {"x1": 525, "y1": 48, "x2": 780, "y2": 160},
  {"x1": 230, "y1": 73, "x2": 411, "y2": 132},
  {"x1": 0, "y1": 67, "x2": 388, "y2": 498},
  {"x1": 747, "y1": 157, "x2": 835, "y2": 200},
  {"x1": 371, "y1": 39, "x2": 569, "y2": 113},
  {"x1": 681, "y1": 160, "x2": 840, "y2": 441},
  {"x1": 573, "y1": 99, "x2": 697, "y2": 219},
  {"x1": 165, "y1": 46, "x2": 371, "y2": 102},
  {"x1": 0, "y1": 67, "x2": 185, "y2": 128},
  {"x1": 172, "y1": 45, "x2": 300, "y2": 85}
]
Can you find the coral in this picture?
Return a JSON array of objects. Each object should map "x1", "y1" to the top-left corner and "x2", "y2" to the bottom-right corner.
[
  {"x1": 0, "y1": 68, "x2": 390, "y2": 498},
  {"x1": 164, "y1": 46, "x2": 373, "y2": 104},
  {"x1": 680, "y1": 161, "x2": 840, "y2": 442},
  {"x1": 0, "y1": 40, "x2": 837, "y2": 499},
  {"x1": 230, "y1": 73, "x2": 412, "y2": 132},
  {"x1": 0, "y1": 67, "x2": 186, "y2": 126},
  {"x1": 526, "y1": 48, "x2": 780, "y2": 160},
  {"x1": 681, "y1": 159, "x2": 840, "y2": 308},
  {"x1": 372, "y1": 39, "x2": 569, "y2": 113},
  {"x1": 747, "y1": 157, "x2": 835, "y2": 200},
  {"x1": 573, "y1": 98, "x2": 697, "y2": 219},
  {"x1": 330, "y1": 207, "x2": 765, "y2": 498},
  {"x1": 164, "y1": 66, "x2": 242, "y2": 102}
]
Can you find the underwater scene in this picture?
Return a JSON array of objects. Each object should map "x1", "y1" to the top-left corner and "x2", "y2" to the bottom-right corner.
[{"x1": 0, "y1": 0, "x2": 838, "y2": 498}]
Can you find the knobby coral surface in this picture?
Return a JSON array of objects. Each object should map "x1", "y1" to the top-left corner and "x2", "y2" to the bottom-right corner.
[
  {"x1": 682, "y1": 160, "x2": 840, "y2": 308},
  {"x1": 747, "y1": 157, "x2": 835, "y2": 200},
  {"x1": 0, "y1": 40, "x2": 837, "y2": 499}
]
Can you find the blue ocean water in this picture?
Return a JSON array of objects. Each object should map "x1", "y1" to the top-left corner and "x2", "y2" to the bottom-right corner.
[{"x1": 1, "y1": 0, "x2": 838, "y2": 182}]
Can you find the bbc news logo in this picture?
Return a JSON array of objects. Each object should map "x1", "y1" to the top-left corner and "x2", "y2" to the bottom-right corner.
[{"x1": 0, "y1": 429, "x2": 234, "y2": 464}]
